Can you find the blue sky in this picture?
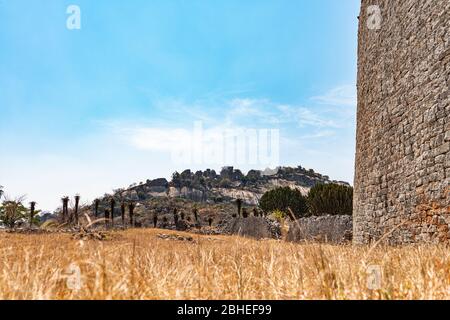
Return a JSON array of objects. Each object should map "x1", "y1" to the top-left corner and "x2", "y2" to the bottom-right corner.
[{"x1": 0, "y1": 0, "x2": 360, "y2": 210}]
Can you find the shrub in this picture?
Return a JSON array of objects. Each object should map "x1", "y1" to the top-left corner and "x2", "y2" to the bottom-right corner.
[
  {"x1": 0, "y1": 197, "x2": 28, "y2": 229},
  {"x1": 259, "y1": 187, "x2": 308, "y2": 219},
  {"x1": 307, "y1": 183, "x2": 353, "y2": 216},
  {"x1": 271, "y1": 209, "x2": 285, "y2": 222}
]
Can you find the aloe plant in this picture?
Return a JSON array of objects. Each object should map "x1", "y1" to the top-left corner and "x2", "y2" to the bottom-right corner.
[
  {"x1": 61, "y1": 197, "x2": 69, "y2": 222},
  {"x1": 110, "y1": 197, "x2": 115, "y2": 227},
  {"x1": 104, "y1": 209, "x2": 110, "y2": 228},
  {"x1": 236, "y1": 198, "x2": 243, "y2": 217},
  {"x1": 193, "y1": 208, "x2": 199, "y2": 222},
  {"x1": 173, "y1": 208, "x2": 178, "y2": 225},
  {"x1": 94, "y1": 199, "x2": 99, "y2": 217},
  {"x1": 128, "y1": 202, "x2": 135, "y2": 226},
  {"x1": 153, "y1": 213, "x2": 158, "y2": 228},
  {"x1": 121, "y1": 202, "x2": 126, "y2": 226},
  {"x1": 74, "y1": 195, "x2": 80, "y2": 225},
  {"x1": 29, "y1": 201, "x2": 36, "y2": 228}
]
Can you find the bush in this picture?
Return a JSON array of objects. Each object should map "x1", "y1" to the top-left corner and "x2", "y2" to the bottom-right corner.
[
  {"x1": 307, "y1": 183, "x2": 353, "y2": 216},
  {"x1": 0, "y1": 199, "x2": 28, "y2": 229},
  {"x1": 259, "y1": 187, "x2": 308, "y2": 219}
]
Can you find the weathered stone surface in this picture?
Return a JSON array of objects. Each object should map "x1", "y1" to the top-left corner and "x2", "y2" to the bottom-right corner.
[
  {"x1": 354, "y1": 0, "x2": 450, "y2": 244},
  {"x1": 287, "y1": 215, "x2": 353, "y2": 244},
  {"x1": 230, "y1": 217, "x2": 274, "y2": 239}
]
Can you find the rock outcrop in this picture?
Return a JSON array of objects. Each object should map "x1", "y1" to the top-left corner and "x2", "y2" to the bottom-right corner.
[{"x1": 121, "y1": 165, "x2": 348, "y2": 206}]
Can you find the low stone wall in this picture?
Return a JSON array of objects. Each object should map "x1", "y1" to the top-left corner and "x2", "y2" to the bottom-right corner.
[
  {"x1": 287, "y1": 215, "x2": 353, "y2": 244},
  {"x1": 225, "y1": 217, "x2": 281, "y2": 240}
]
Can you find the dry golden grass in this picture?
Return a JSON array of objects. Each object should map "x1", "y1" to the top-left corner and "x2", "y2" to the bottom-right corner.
[{"x1": 0, "y1": 228, "x2": 449, "y2": 300}]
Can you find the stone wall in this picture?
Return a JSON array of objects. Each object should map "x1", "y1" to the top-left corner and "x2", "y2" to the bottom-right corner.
[
  {"x1": 287, "y1": 215, "x2": 353, "y2": 244},
  {"x1": 354, "y1": 0, "x2": 450, "y2": 244},
  {"x1": 225, "y1": 217, "x2": 281, "y2": 240}
]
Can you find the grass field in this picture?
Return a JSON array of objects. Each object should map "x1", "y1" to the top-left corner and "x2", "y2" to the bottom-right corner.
[{"x1": 0, "y1": 228, "x2": 449, "y2": 300}]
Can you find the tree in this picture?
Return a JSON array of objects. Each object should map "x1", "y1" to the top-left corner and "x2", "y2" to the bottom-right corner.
[
  {"x1": 93, "y1": 199, "x2": 100, "y2": 217},
  {"x1": 236, "y1": 198, "x2": 243, "y2": 217},
  {"x1": 193, "y1": 207, "x2": 198, "y2": 222},
  {"x1": 29, "y1": 201, "x2": 36, "y2": 228},
  {"x1": 110, "y1": 197, "x2": 116, "y2": 227},
  {"x1": 121, "y1": 202, "x2": 126, "y2": 225},
  {"x1": 104, "y1": 209, "x2": 110, "y2": 228},
  {"x1": 129, "y1": 202, "x2": 135, "y2": 226},
  {"x1": 74, "y1": 195, "x2": 80, "y2": 225},
  {"x1": 0, "y1": 197, "x2": 28, "y2": 229},
  {"x1": 61, "y1": 197, "x2": 69, "y2": 223},
  {"x1": 307, "y1": 183, "x2": 353, "y2": 216},
  {"x1": 0, "y1": 186, "x2": 4, "y2": 200},
  {"x1": 153, "y1": 213, "x2": 158, "y2": 228},
  {"x1": 259, "y1": 187, "x2": 308, "y2": 219},
  {"x1": 173, "y1": 208, "x2": 179, "y2": 225}
]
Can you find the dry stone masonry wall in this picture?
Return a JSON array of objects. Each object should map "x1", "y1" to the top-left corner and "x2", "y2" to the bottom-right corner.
[{"x1": 354, "y1": 0, "x2": 450, "y2": 244}]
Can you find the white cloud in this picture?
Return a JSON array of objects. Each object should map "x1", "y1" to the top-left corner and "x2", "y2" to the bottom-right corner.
[
  {"x1": 311, "y1": 85, "x2": 357, "y2": 106},
  {"x1": 128, "y1": 127, "x2": 191, "y2": 151}
]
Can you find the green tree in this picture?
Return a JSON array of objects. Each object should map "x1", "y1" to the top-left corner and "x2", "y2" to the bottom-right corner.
[
  {"x1": 259, "y1": 187, "x2": 308, "y2": 219},
  {"x1": 307, "y1": 183, "x2": 353, "y2": 216},
  {"x1": 0, "y1": 197, "x2": 28, "y2": 229}
]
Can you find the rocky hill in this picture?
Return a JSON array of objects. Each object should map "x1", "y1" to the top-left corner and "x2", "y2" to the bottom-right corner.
[{"x1": 118, "y1": 165, "x2": 349, "y2": 206}]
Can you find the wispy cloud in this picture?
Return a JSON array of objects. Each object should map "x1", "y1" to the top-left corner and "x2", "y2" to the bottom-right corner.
[
  {"x1": 111, "y1": 88, "x2": 355, "y2": 154},
  {"x1": 311, "y1": 85, "x2": 357, "y2": 107}
]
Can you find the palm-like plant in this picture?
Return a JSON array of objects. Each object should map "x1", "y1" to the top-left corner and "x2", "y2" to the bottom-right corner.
[
  {"x1": 173, "y1": 208, "x2": 178, "y2": 225},
  {"x1": 193, "y1": 207, "x2": 199, "y2": 222},
  {"x1": 74, "y1": 195, "x2": 80, "y2": 225},
  {"x1": 93, "y1": 199, "x2": 100, "y2": 217},
  {"x1": 0, "y1": 197, "x2": 27, "y2": 229},
  {"x1": 104, "y1": 209, "x2": 110, "y2": 228},
  {"x1": 153, "y1": 213, "x2": 158, "y2": 228},
  {"x1": 29, "y1": 201, "x2": 36, "y2": 228},
  {"x1": 110, "y1": 198, "x2": 116, "y2": 227},
  {"x1": 236, "y1": 198, "x2": 243, "y2": 217},
  {"x1": 121, "y1": 202, "x2": 126, "y2": 226},
  {"x1": 61, "y1": 197, "x2": 69, "y2": 222},
  {"x1": 129, "y1": 202, "x2": 135, "y2": 226}
]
